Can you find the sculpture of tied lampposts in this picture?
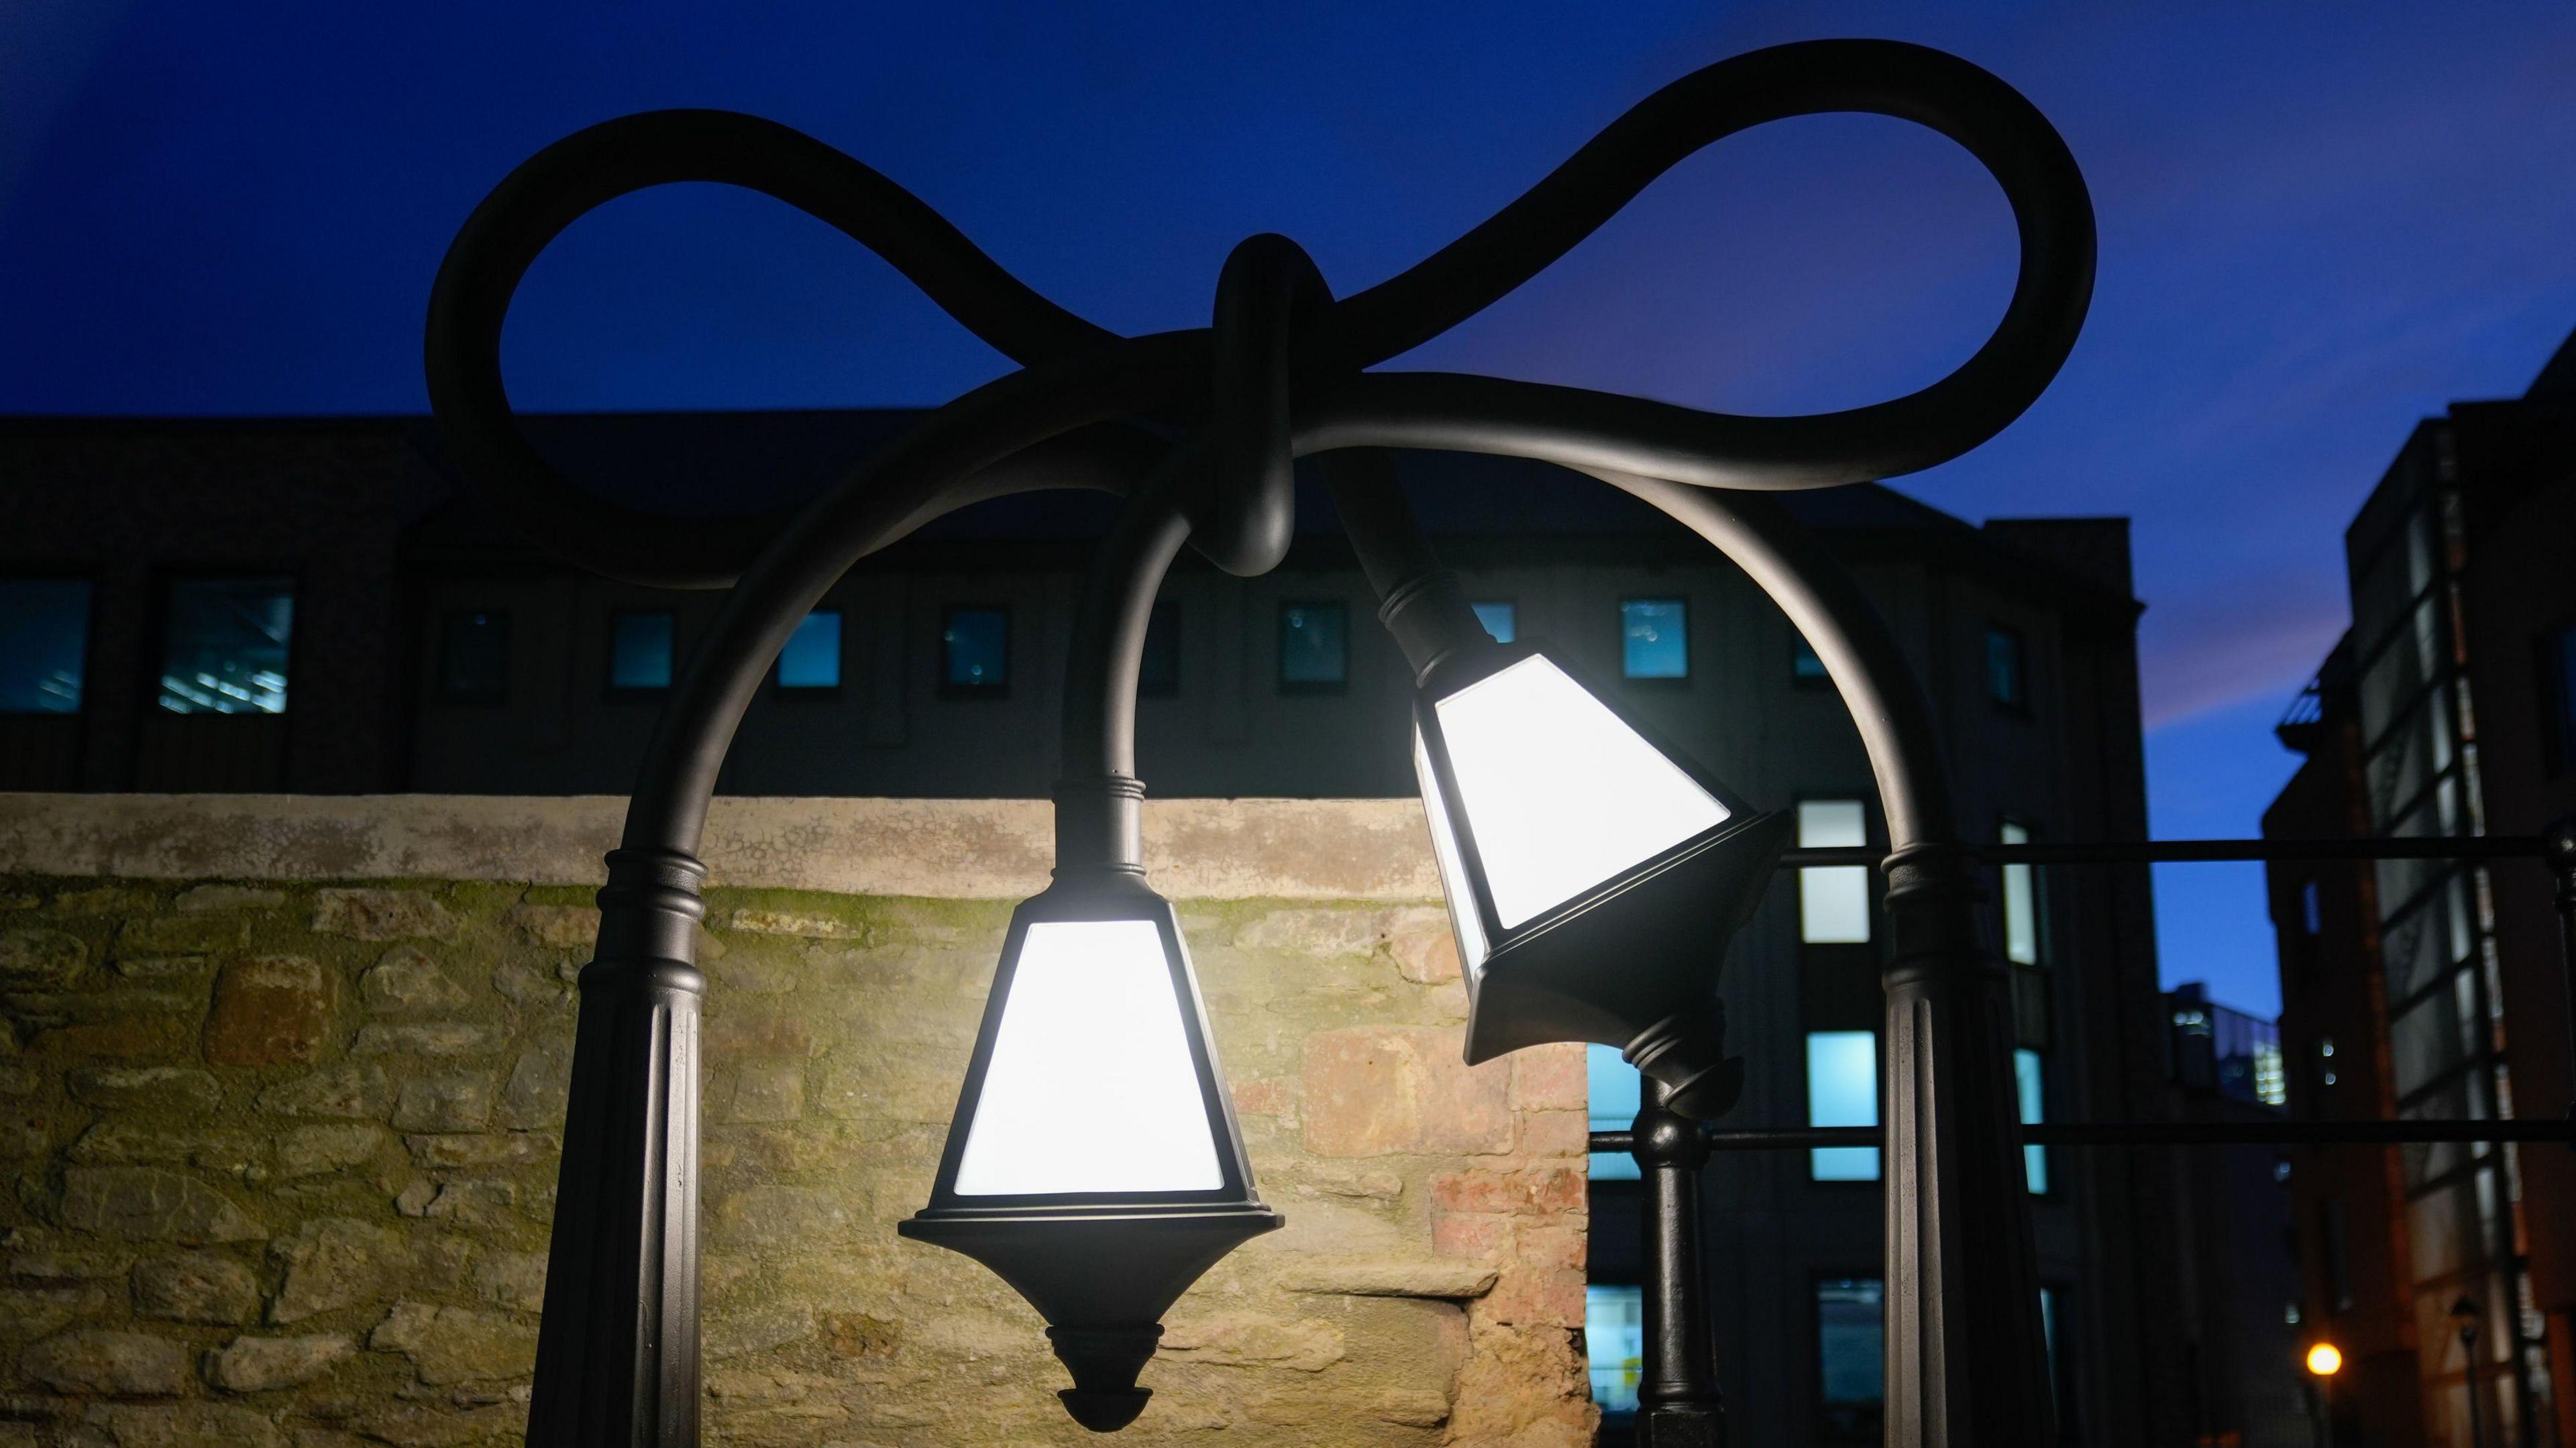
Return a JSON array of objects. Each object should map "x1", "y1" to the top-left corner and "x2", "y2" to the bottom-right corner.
[{"x1": 425, "y1": 37, "x2": 2094, "y2": 1445}]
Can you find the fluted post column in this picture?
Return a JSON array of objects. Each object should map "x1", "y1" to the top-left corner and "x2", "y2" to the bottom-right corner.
[
  {"x1": 1879, "y1": 841, "x2": 2050, "y2": 1445},
  {"x1": 526, "y1": 846, "x2": 708, "y2": 1448}
]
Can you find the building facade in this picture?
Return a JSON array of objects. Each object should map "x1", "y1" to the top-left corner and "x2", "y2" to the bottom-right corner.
[
  {"x1": 1, "y1": 410, "x2": 2202, "y2": 1443},
  {"x1": 2266, "y1": 332, "x2": 2576, "y2": 1448}
]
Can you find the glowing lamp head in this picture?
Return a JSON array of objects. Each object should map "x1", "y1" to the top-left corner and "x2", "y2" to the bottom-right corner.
[
  {"x1": 1411, "y1": 644, "x2": 1788, "y2": 1117},
  {"x1": 902, "y1": 877, "x2": 1280, "y2": 1431},
  {"x1": 2305, "y1": 1343, "x2": 2342, "y2": 1378}
]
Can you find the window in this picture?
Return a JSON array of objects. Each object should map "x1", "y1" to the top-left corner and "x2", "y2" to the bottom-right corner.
[
  {"x1": 777, "y1": 609, "x2": 841, "y2": 691},
  {"x1": 1986, "y1": 624, "x2": 2027, "y2": 710},
  {"x1": 2320, "y1": 1198, "x2": 2353, "y2": 1311},
  {"x1": 1277, "y1": 602, "x2": 1348, "y2": 693},
  {"x1": 1621, "y1": 598, "x2": 1687, "y2": 679},
  {"x1": 158, "y1": 577, "x2": 292, "y2": 714},
  {"x1": 1799, "y1": 799, "x2": 1871, "y2": 944},
  {"x1": 1792, "y1": 634, "x2": 1827, "y2": 684},
  {"x1": 0, "y1": 579, "x2": 90, "y2": 714},
  {"x1": 437, "y1": 610, "x2": 510, "y2": 704},
  {"x1": 1586, "y1": 1284, "x2": 1646, "y2": 1416},
  {"x1": 2541, "y1": 624, "x2": 2576, "y2": 773},
  {"x1": 1586, "y1": 1042, "x2": 1641, "y2": 1182},
  {"x1": 2039, "y1": 1286, "x2": 2076, "y2": 1439},
  {"x1": 941, "y1": 606, "x2": 1010, "y2": 695},
  {"x1": 1139, "y1": 602, "x2": 1181, "y2": 698},
  {"x1": 1815, "y1": 1278, "x2": 1884, "y2": 1442},
  {"x1": 2301, "y1": 880, "x2": 2324, "y2": 936},
  {"x1": 2000, "y1": 821, "x2": 2041, "y2": 966},
  {"x1": 2016, "y1": 1048, "x2": 2048, "y2": 1194},
  {"x1": 1471, "y1": 600, "x2": 1517, "y2": 644},
  {"x1": 1807, "y1": 1030, "x2": 1878, "y2": 1181},
  {"x1": 608, "y1": 611, "x2": 675, "y2": 694}
]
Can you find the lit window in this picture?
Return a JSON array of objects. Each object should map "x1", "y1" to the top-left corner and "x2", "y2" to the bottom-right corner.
[
  {"x1": 1792, "y1": 634, "x2": 1827, "y2": 683},
  {"x1": 1139, "y1": 602, "x2": 1181, "y2": 698},
  {"x1": 0, "y1": 579, "x2": 90, "y2": 714},
  {"x1": 1816, "y1": 1278, "x2": 1884, "y2": 1441},
  {"x1": 777, "y1": 609, "x2": 841, "y2": 691},
  {"x1": 1586, "y1": 1284, "x2": 1646, "y2": 1415},
  {"x1": 437, "y1": 610, "x2": 509, "y2": 704},
  {"x1": 2274, "y1": 1157, "x2": 2292, "y2": 1185},
  {"x1": 1807, "y1": 1030, "x2": 1878, "y2": 1181},
  {"x1": 2284, "y1": 1300, "x2": 2302, "y2": 1325},
  {"x1": 1278, "y1": 602, "x2": 1348, "y2": 692},
  {"x1": 1586, "y1": 1042, "x2": 1640, "y2": 1182},
  {"x1": 2253, "y1": 1039, "x2": 2287, "y2": 1107},
  {"x1": 2300, "y1": 880, "x2": 2323, "y2": 936},
  {"x1": 2543, "y1": 624, "x2": 2576, "y2": 773},
  {"x1": 2001, "y1": 820, "x2": 2040, "y2": 966},
  {"x1": 2039, "y1": 1286, "x2": 2074, "y2": 1436},
  {"x1": 1799, "y1": 799, "x2": 1871, "y2": 944},
  {"x1": 159, "y1": 578, "x2": 292, "y2": 714},
  {"x1": 1471, "y1": 600, "x2": 1517, "y2": 644},
  {"x1": 942, "y1": 606, "x2": 1010, "y2": 695},
  {"x1": 2015, "y1": 1048, "x2": 2047, "y2": 1195},
  {"x1": 2316, "y1": 1035, "x2": 2337, "y2": 1089},
  {"x1": 1986, "y1": 624, "x2": 2026, "y2": 710},
  {"x1": 608, "y1": 611, "x2": 675, "y2": 693},
  {"x1": 1621, "y1": 598, "x2": 1687, "y2": 679}
]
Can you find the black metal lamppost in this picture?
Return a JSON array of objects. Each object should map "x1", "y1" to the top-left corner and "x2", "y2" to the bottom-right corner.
[{"x1": 426, "y1": 38, "x2": 2094, "y2": 1445}]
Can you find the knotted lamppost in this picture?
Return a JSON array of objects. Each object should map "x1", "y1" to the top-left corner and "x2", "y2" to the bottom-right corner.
[{"x1": 425, "y1": 36, "x2": 2094, "y2": 1446}]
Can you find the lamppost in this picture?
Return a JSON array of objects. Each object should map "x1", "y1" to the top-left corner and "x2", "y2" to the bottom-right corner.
[
  {"x1": 2305, "y1": 1341, "x2": 2342, "y2": 1448},
  {"x1": 2454, "y1": 1296, "x2": 2489, "y2": 1448},
  {"x1": 426, "y1": 37, "x2": 2093, "y2": 1447}
]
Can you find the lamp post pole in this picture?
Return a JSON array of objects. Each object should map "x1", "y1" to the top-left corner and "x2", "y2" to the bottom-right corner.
[{"x1": 1631, "y1": 1078, "x2": 1723, "y2": 1448}]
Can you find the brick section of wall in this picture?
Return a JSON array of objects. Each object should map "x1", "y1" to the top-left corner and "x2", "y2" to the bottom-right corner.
[{"x1": 0, "y1": 875, "x2": 1590, "y2": 1448}]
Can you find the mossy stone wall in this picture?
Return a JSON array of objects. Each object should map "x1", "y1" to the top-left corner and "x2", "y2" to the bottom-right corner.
[{"x1": 0, "y1": 801, "x2": 1591, "y2": 1448}]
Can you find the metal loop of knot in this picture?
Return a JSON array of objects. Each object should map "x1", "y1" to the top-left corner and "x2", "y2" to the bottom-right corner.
[{"x1": 427, "y1": 38, "x2": 2094, "y2": 592}]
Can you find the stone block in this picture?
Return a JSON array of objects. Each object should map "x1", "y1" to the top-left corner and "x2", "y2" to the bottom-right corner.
[
  {"x1": 1429, "y1": 1165, "x2": 1585, "y2": 1217},
  {"x1": 390, "y1": 1073, "x2": 493, "y2": 1133},
  {"x1": 268, "y1": 1218, "x2": 406, "y2": 1324},
  {"x1": 206, "y1": 1332, "x2": 354, "y2": 1392},
  {"x1": 725, "y1": 1063, "x2": 804, "y2": 1123},
  {"x1": 1519, "y1": 1109, "x2": 1589, "y2": 1159},
  {"x1": 175, "y1": 886, "x2": 286, "y2": 914},
  {"x1": 203, "y1": 956, "x2": 332, "y2": 1067},
  {"x1": 402, "y1": 1132, "x2": 552, "y2": 1170},
  {"x1": 133, "y1": 1251, "x2": 260, "y2": 1323},
  {"x1": 507, "y1": 903, "x2": 600, "y2": 950},
  {"x1": 310, "y1": 889, "x2": 459, "y2": 943},
  {"x1": 0, "y1": 926, "x2": 85, "y2": 987},
  {"x1": 1161, "y1": 1311, "x2": 1346, "y2": 1371},
  {"x1": 9, "y1": 1244, "x2": 133, "y2": 1284},
  {"x1": 358, "y1": 946, "x2": 474, "y2": 1013},
  {"x1": 256, "y1": 1063, "x2": 392, "y2": 1121},
  {"x1": 711, "y1": 1186, "x2": 849, "y2": 1247},
  {"x1": 23, "y1": 1328, "x2": 190, "y2": 1395},
  {"x1": 36, "y1": 1015, "x2": 193, "y2": 1058},
  {"x1": 470, "y1": 1250, "x2": 546, "y2": 1313},
  {"x1": 117, "y1": 915, "x2": 248, "y2": 955},
  {"x1": 816, "y1": 1311, "x2": 900, "y2": 1359},
  {"x1": 1482, "y1": 1265, "x2": 1587, "y2": 1327},
  {"x1": 369, "y1": 1301, "x2": 537, "y2": 1385},
  {"x1": 65, "y1": 1065, "x2": 222, "y2": 1116},
  {"x1": 705, "y1": 1299, "x2": 814, "y2": 1360},
  {"x1": 81, "y1": 1402, "x2": 287, "y2": 1448},
  {"x1": 70, "y1": 1121, "x2": 262, "y2": 1174},
  {"x1": 1280, "y1": 1256, "x2": 1499, "y2": 1299},
  {"x1": 724, "y1": 906, "x2": 866, "y2": 939},
  {"x1": 1232, "y1": 905, "x2": 1387, "y2": 956},
  {"x1": 500, "y1": 1039, "x2": 570, "y2": 1129},
  {"x1": 1302, "y1": 1027, "x2": 1513, "y2": 1157},
  {"x1": 350, "y1": 1022, "x2": 503, "y2": 1057},
  {"x1": 1383, "y1": 906, "x2": 1461, "y2": 983},
  {"x1": 274, "y1": 1124, "x2": 390, "y2": 1178},
  {"x1": 704, "y1": 1008, "x2": 811, "y2": 1060},
  {"x1": 60, "y1": 1166, "x2": 262, "y2": 1243},
  {"x1": 1511, "y1": 1042, "x2": 1589, "y2": 1111}
]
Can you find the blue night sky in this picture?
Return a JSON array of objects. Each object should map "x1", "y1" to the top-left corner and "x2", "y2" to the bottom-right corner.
[{"x1": 7, "y1": 3, "x2": 2575, "y2": 1015}]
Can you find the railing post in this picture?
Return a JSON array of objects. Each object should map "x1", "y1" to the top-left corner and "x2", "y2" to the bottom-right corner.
[{"x1": 1632, "y1": 1079, "x2": 1723, "y2": 1448}]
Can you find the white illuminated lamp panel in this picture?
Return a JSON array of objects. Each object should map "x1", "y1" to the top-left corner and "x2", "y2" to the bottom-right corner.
[
  {"x1": 953, "y1": 919, "x2": 1224, "y2": 1196},
  {"x1": 1431, "y1": 655, "x2": 1729, "y2": 934}
]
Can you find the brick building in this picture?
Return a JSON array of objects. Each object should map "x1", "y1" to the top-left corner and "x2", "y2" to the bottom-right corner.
[
  {"x1": 2265, "y1": 329, "x2": 2576, "y2": 1448},
  {"x1": 0, "y1": 409, "x2": 2213, "y2": 1443}
]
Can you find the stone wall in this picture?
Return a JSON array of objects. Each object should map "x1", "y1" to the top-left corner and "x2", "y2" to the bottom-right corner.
[{"x1": 0, "y1": 797, "x2": 1592, "y2": 1448}]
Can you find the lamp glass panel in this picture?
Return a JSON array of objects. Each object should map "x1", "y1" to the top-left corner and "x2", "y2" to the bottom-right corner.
[
  {"x1": 953, "y1": 919, "x2": 1222, "y2": 1196},
  {"x1": 1432, "y1": 655, "x2": 1727, "y2": 930},
  {"x1": 1797, "y1": 799, "x2": 1871, "y2": 944},
  {"x1": 1413, "y1": 728, "x2": 1489, "y2": 970}
]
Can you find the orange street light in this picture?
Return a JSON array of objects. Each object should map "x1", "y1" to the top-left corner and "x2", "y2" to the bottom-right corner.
[{"x1": 2306, "y1": 1343, "x2": 2343, "y2": 1377}]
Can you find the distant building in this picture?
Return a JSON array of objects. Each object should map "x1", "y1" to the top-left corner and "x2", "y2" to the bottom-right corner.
[
  {"x1": 2266, "y1": 329, "x2": 2576, "y2": 1448},
  {"x1": 0, "y1": 409, "x2": 2195, "y2": 1444},
  {"x1": 2166, "y1": 983, "x2": 2309, "y2": 1447}
]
